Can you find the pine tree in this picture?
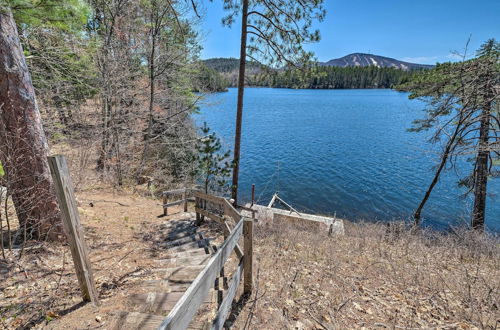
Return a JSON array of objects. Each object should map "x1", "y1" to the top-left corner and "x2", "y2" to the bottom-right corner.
[
  {"x1": 195, "y1": 123, "x2": 232, "y2": 194},
  {"x1": 220, "y1": 0, "x2": 326, "y2": 204},
  {"x1": 404, "y1": 39, "x2": 500, "y2": 230}
]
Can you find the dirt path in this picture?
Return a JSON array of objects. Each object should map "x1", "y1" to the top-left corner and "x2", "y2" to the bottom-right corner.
[{"x1": 1, "y1": 189, "x2": 224, "y2": 329}]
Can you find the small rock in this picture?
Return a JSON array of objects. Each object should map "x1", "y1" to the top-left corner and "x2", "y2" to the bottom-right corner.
[{"x1": 95, "y1": 315, "x2": 102, "y2": 323}]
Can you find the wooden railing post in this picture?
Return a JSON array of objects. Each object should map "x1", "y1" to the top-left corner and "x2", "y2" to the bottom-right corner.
[
  {"x1": 195, "y1": 196, "x2": 201, "y2": 225},
  {"x1": 48, "y1": 155, "x2": 99, "y2": 305},
  {"x1": 243, "y1": 217, "x2": 253, "y2": 295},
  {"x1": 163, "y1": 192, "x2": 168, "y2": 216},
  {"x1": 251, "y1": 184, "x2": 255, "y2": 206},
  {"x1": 183, "y1": 188, "x2": 188, "y2": 212}
]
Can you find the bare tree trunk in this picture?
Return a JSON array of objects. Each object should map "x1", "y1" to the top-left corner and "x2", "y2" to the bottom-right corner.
[
  {"x1": 471, "y1": 105, "x2": 490, "y2": 230},
  {"x1": 231, "y1": 0, "x2": 249, "y2": 205},
  {"x1": 0, "y1": 10, "x2": 62, "y2": 240},
  {"x1": 414, "y1": 111, "x2": 465, "y2": 225},
  {"x1": 136, "y1": 28, "x2": 156, "y2": 182},
  {"x1": 97, "y1": 95, "x2": 111, "y2": 171},
  {"x1": 413, "y1": 140, "x2": 453, "y2": 225}
]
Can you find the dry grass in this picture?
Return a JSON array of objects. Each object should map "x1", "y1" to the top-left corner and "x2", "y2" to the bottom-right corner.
[
  {"x1": 1, "y1": 185, "x2": 499, "y2": 329},
  {"x1": 230, "y1": 220, "x2": 499, "y2": 329}
]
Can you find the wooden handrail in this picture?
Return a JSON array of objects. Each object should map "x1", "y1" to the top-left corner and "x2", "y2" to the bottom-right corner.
[
  {"x1": 211, "y1": 259, "x2": 243, "y2": 330},
  {"x1": 158, "y1": 219, "x2": 244, "y2": 330},
  {"x1": 163, "y1": 188, "x2": 191, "y2": 215},
  {"x1": 223, "y1": 199, "x2": 241, "y2": 223},
  {"x1": 158, "y1": 189, "x2": 253, "y2": 329},
  {"x1": 193, "y1": 190, "x2": 226, "y2": 206}
]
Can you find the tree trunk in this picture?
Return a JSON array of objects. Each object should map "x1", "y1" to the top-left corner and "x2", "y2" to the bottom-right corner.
[
  {"x1": 231, "y1": 0, "x2": 249, "y2": 205},
  {"x1": 136, "y1": 28, "x2": 156, "y2": 183},
  {"x1": 0, "y1": 10, "x2": 62, "y2": 240},
  {"x1": 471, "y1": 105, "x2": 490, "y2": 230},
  {"x1": 413, "y1": 141, "x2": 452, "y2": 225},
  {"x1": 413, "y1": 113, "x2": 464, "y2": 225}
]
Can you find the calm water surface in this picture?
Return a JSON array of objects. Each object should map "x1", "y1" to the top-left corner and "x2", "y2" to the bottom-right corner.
[{"x1": 195, "y1": 88, "x2": 500, "y2": 231}]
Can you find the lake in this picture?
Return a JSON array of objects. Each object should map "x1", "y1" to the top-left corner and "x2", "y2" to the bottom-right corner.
[{"x1": 195, "y1": 88, "x2": 500, "y2": 231}]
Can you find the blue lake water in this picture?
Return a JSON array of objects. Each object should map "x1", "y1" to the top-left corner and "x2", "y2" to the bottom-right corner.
[{"x1": 195, "y1": 88, "x2": 500, "y2": 231}]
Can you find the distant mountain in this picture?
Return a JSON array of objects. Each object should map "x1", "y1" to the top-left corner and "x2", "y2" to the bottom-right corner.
[
  {"x1": 320, "y1": 53, "x2": 434, "y2": 70},
  {"x1": 200, "y1": 54, "x2": 431, "y2": 89},
  {"x1": 203, "y1": 54, "x2": 434, "y2": 73}
]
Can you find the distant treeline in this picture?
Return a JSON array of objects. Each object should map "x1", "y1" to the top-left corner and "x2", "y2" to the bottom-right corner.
[
  {"x1": 255, "y1": 66, "x2": 423, "y2": 89},
  {"x1": 202, "y1": 57, "x2": 261, "y2": 73},
  {"x1": 201, "y1": 62, "x2": 425, "y2": 91}
]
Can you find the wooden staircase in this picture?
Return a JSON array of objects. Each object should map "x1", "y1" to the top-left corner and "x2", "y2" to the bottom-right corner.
[
  {"x1": 108, "y1": 215, "x2": 217, "y2": 330},
  {"x1": 107, "y1": 189, "x2": 253, "y2": 330}
]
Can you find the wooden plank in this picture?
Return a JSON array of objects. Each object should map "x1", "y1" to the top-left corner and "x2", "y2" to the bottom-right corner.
[
  {"x1": 222, "y1": 222, "x2": 243, "y2": 259},
  {"x1": 163, "y1": 188, "x2": 187, "y2": 196},
  {"x1": 243, "y1": 218, "x2": 253, "y2": 295},
  {"x1": 48, "y1": 155, "x2": 99, "y2": 305},
  {"x1": 193, "y1": 191, "x2": 225, "y2": 206},
  {"x1": 164, "y1": 200, "x2": 184, "y2": 208},
  {"x1": 109, "y1": 311, "x2": 164, "y2": 330},
  {"x1": 211, "y1": 259, "x2": 243, "y2": 330},
  {"x1": 195, "y1": 207, "x2": 224, "y2": 224},
  {"x1": 158, "y1": 220, "x2": 244, "y2": 330},
  {"x1": 223, "y1": 199, "x2": 241, "y2": 223}
]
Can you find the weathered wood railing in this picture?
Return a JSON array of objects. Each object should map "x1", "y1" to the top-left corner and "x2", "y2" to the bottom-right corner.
[
  {"x1": 158, "y1": 190, "x2": 253, "y2": 330},
  {"x1": 162, "y1": 188, "x2": 192, "y2": 216}
]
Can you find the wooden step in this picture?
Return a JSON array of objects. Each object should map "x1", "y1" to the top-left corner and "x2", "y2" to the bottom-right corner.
[
  {"x1": 160, "y1": 220, "x2": 195, "y2": 230},
  {"x1": 164, "y1": 238, "x2": 211, "y2": 252},
  {"x1": 166, "y1": 248, "x2": 212, "y2": 259},
  {"x1": 137, "y1": 279, "x2": 191, "y2": 292},
  {"x1": 165, "y1": 233, "x2": 203, "y2": 247},
  {"x1": 108, "y1": 311, "x2": 164, "y2": 330},
  {"x1": 128, "y1": 291, "x2": 214, "y2": 314},
  {"x1": 108, "y1": 311, "x2": 207, "y2": 330},
  {"x1": 165, "y1": 228, "x2": 199, "y2": 241},
  {"x1": 153, "y1": 265, "x2": 206, "y2": 281},
  {"x1": 154, "y1": 254, "x2": 212, "y2": 267}
]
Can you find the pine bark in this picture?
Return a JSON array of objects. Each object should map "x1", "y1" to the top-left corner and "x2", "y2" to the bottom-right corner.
[
  {"x1": 471, "y1": 105, "x2": 490, "y2": 230},
  {"x1": 231, "y1": 0, "x2": 249, "y2": 205},
  {"x1": 0, "y1": 10, "x2": 62, "y2": 240}
]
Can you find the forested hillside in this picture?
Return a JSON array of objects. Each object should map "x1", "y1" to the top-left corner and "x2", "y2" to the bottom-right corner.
[
  {"x1": 202, "y1": 57, "x2": 422, "y2": 89},
  {"x1": 320, "y1": 53, "x2": 434, "y2": 70},
  {"x1": 255, "y1": 65, "x2": 420, "y2": 89},
  {"x1": 203, "y1": 57, "x2": 264, "y2": 87}
]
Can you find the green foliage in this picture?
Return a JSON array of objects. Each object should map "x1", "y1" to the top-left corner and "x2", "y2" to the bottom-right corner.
[
  {"x1": 202, "y1": 57, "x2": 261, "y2": 73},
  {"x1": 5, "y1": 0, "x2": 89, "y2": 31},
  {"x1": 0, "y1": 162, "x2": 4, "y2": 177},
  {"x1": 221, "y1": 0, "x2": 325, "y2": 67},
  {"x1": 3, "y1": 0, "x2": 97, "y2": 130},
  {"x1": 193, "y1": 63, "x2": 229, "y2": 92},
  {"x1": 22, "y1": 27, "x2": 98, "y2": 109},
  {"x1": 403, "y1": 39, "x2": 500, "y2": 216},
  {"x1": 195, "y1": 123, "x2": 232, "y2": 194},
  {"x1": 256, "y1": 65, "x2": 420, "y2": 89}
]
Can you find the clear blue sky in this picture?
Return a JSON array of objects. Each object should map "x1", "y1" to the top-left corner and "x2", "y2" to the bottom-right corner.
[{"x1": 198, "y1": 0, "x2": 500, "y2": 64}]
